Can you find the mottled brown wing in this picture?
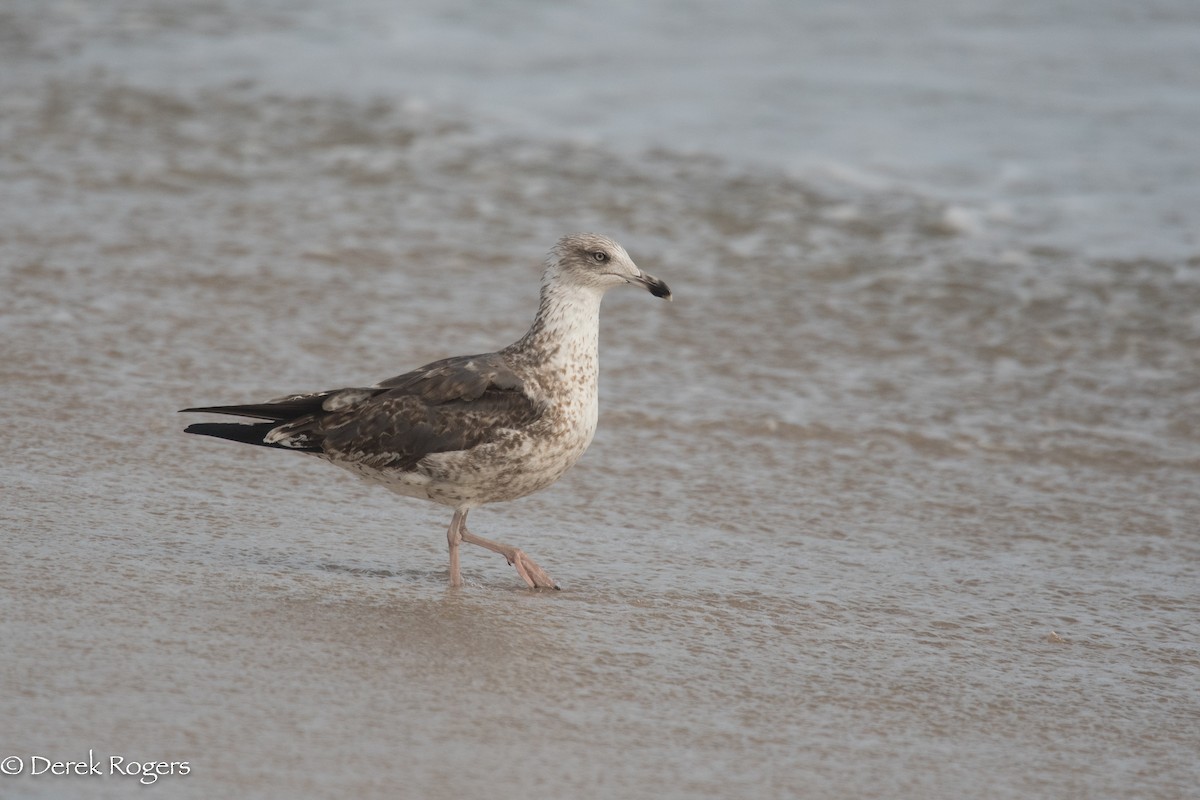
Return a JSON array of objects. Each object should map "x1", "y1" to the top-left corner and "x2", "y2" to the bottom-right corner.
[
  {"x1": 375, "y1": 352, "x2": 525, "y2": 403},
  {"x1": 317, "y1": 388, "x2": 540, "y2": 471},
  {"x1": 274, "y1": 352, "x2": 539, "y2": 470},
  {"x1": 183, "y1": 352, "x2": 538, "y2": 466}
]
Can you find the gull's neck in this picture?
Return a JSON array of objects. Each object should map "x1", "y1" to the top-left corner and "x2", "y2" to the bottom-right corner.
[{"x1": 508, "y1": 280, "x2": 604, "y2": 371}]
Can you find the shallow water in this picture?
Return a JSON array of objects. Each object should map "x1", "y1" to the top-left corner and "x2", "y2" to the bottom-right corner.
[{"x1": 2, "y1": 2, "x2": 1199, "y2": 798}]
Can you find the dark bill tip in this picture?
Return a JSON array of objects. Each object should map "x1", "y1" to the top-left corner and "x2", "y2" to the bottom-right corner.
[{"x1": 632, "y1": 271, "x2": 672, "y2": 300}]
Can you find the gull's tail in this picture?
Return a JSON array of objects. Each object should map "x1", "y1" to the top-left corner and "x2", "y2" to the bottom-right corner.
[
  {"x1": 180, "y1": 397, "x2": 330, "y2": 453},
  {"x1": 182, "y1": 420, "x2": 310, "y2": 450}
]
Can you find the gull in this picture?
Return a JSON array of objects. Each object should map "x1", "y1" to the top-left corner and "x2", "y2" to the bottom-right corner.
[{"x1": 181, "y1": 233, "x2": 671, "y2": 589}]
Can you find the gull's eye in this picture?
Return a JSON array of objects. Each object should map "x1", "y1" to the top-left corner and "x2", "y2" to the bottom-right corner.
[{"x1": 591, "y1": 251, "x2": 610, "y2": 263}]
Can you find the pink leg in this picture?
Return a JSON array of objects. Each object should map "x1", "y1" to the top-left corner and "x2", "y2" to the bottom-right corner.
[
  {"x1": 460, "y1": 525, "x2": 559, "y2": 590},
  {"x1": 446, "y1": 509, "x2": 465, "y2": 587}
]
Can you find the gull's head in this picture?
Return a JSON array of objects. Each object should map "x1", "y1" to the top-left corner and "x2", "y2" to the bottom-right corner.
[{"x1": 544, "y1": 233, "x2": 672, "y2": 301}]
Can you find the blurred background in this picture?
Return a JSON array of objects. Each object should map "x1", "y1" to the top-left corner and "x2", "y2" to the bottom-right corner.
[{"x1": 2, "y1": 1, "x2": 1198, "y2": 798}]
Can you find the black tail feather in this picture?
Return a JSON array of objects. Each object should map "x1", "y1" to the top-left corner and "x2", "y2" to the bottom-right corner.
[
  {"x1": 183, "y1": 421, "x2": 319, "y2": 452},
  {"x1": 179, "y1": 395, "x2": 329, "y2": 422}
]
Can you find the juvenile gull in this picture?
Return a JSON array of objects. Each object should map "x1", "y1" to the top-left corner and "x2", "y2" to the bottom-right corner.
[{"x1": 181, "y1": 233, "x2": 671, "y2": 589}]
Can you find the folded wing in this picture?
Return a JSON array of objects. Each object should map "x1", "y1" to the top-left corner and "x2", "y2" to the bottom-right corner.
[{"x1": 181, "y1": 352, "x2": 540, "y2": 470}]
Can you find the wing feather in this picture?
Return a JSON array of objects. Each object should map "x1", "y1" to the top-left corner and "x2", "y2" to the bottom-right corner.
[{"x1": 181, "y1": 352, "x2": 539, "y2": 468}]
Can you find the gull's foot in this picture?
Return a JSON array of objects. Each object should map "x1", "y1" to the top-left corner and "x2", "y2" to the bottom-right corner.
[
  {"x1": 507, "y1": 549, "x2": 560, "y2": 590},
  {"x1": 456, "y1": 525, "x2": 560, "y2": 590}
]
